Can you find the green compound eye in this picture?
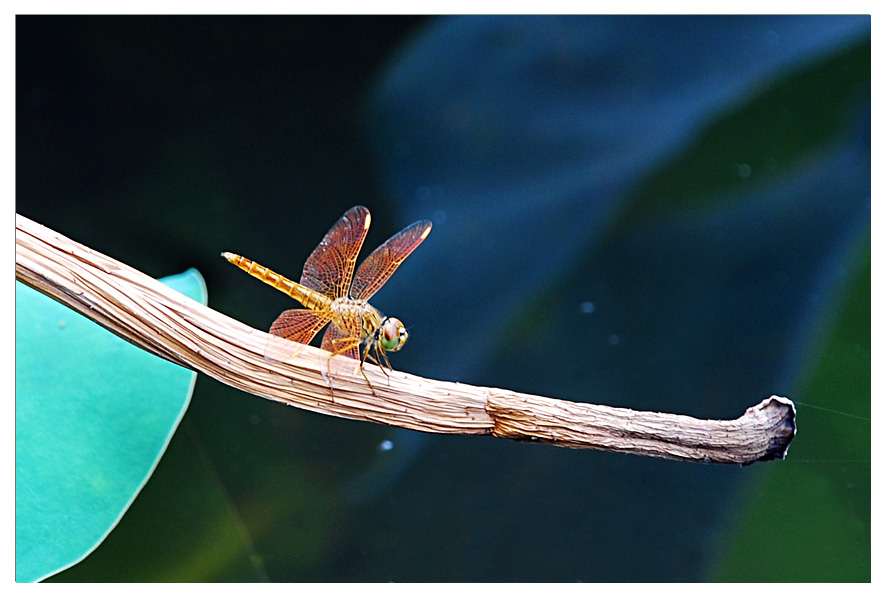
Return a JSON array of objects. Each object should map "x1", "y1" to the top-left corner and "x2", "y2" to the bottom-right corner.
[{"x1": 379, "y1": 318, "x2": 408, "y2": 352}]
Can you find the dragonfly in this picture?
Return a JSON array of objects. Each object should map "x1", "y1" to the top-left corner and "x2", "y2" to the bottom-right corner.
[{"x1": 222, "y1": 206, "x2": 432, "y2": 392}]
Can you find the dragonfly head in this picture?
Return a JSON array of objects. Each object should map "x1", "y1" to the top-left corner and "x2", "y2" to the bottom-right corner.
[{"x1": 378, "y1": 317, "x2": 408, "y2": 353}]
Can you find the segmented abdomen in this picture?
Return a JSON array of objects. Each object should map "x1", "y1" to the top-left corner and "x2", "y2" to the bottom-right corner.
[{"x1": 221, "y1": 252, "x2": 330, "y2": 310}]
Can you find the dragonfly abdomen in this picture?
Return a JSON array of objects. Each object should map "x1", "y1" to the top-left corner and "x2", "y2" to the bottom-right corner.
[{"x1": 221, "y1": 252, "x2": 330, "y2": 310}]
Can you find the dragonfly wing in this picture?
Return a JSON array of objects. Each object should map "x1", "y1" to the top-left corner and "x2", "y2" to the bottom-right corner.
[
  {"x1": 269, "y1": 308, "x2": 333, "y2": 343},
  {"x1": 300, "y1": 205, "x2": 370, "y2": 300},
  {"x1": 265, "y1": 308, "x2": 333, "y2": 363},
  {"x1": 320, "y1": 322, "x2": 361, "y2": 361},
  {"x1": 350, "y1": 219, "x2": 433, "y2": 301}
]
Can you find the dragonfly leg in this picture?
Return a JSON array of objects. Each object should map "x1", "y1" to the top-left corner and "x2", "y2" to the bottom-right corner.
[
  {"x1": 358, "y1": 343, "x2": 378, "y2": 395},
  {"x1": 366, "y1": 344, "x2": 394, "y2": 378},
  {"x1": 377, "y1": 346, "x2": 394, "y2": 375},
  {"x1": 322, "y1": 334, "x2": 387, "y2": 396},
  {"x1": 326, "y1": 335, "x2": 377, "y2": 395}
]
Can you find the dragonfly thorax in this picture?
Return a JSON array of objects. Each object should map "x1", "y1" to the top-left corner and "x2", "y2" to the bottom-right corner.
[
  {"x1": 329, "y1": 297, "x2": 408, "y2": 353},
  {"x1": 330, "y1": 297, "x2": 384, "y2": 343}
]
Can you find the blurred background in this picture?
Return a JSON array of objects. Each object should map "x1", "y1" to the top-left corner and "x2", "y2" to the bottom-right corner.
[{"x1": 17, "y1": 15, "x2": 870, "y2": 581}]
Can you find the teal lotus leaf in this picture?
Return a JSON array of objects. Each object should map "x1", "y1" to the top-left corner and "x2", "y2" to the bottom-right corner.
[{"x1": 15, "y1": 269, "x2": 207, "y2": 582}]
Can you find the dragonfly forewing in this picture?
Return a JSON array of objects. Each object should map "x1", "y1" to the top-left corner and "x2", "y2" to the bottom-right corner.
[
  {"x1": 350, "y1": 219, "x2": 432, "y2": 300},
  {"x1": 300, "y1": 206, "x2": 370, "y2": 300}
]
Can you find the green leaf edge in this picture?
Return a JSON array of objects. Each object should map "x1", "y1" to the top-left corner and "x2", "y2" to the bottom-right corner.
[{"x1": 16, "y1": 268, "x2": 207, "y2": 583}]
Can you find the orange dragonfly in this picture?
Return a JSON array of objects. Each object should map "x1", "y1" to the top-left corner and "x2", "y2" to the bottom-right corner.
[{"x1": 222, "y1": 206, "x2": 432, "y2": 392}]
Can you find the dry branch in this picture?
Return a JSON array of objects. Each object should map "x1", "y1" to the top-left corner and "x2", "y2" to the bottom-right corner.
[{"x1": 15, "y1": 214, "x2": 796, "y2": 465}]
